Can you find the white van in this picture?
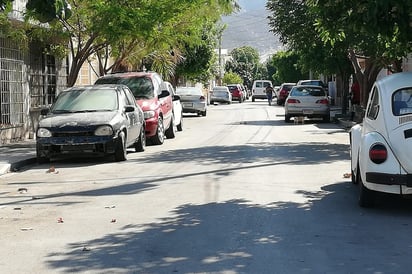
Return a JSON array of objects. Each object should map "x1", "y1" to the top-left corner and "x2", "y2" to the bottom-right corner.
[{"x1": 251, "y1": 80, "x2": 273, "y2": 102}]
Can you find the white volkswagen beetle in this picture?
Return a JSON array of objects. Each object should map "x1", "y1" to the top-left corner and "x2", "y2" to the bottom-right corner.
[{"x1": 350, "y1": 72, "x2": 412, "y2": 207}]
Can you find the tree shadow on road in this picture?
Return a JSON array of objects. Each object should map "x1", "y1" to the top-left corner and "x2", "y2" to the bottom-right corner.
[
  {"x1": 45, "y1": 181, "x2": 412, "y2": 273},
  {"x1": 130, "y1": 142, "x2": 350, "y2": 165}
]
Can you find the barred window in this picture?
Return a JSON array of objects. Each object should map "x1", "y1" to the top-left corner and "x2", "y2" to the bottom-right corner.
[
  {"x1": 0, "y1": 56, "x2": 24, "y2": 129},
  {"x1": 30, "y1": 53, "x2": 57, "y2": 107}
]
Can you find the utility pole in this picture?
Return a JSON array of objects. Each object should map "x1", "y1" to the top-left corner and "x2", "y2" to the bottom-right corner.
[{"x1": 218, "y1": 35, "x2": 222, "y2": 85}]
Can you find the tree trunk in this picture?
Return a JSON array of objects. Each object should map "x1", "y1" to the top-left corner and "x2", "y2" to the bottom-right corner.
[{"x1": 348, "y1": 49, "x2": 383, "y2": 108}]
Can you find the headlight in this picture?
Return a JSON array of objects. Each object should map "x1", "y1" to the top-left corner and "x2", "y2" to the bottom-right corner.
[
  {"x1": 37, "y1": 128, "x2": 52, "y2": 138},
  {"x1": 144, "y1": 110, "x2": 156, "y2": 119},
  {"x1": 95, "y1": 125, "x2": 113, "y2": 136}
]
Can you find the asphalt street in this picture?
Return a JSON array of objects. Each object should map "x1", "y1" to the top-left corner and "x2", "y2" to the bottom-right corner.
[{"x1": 1, "y1": 100, "x2": 411, "y2": 274}]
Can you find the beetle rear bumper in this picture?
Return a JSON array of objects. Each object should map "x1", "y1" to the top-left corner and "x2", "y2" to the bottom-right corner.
[{"x1": 366, "y1": 172, "x2": 412, "y2": 187}]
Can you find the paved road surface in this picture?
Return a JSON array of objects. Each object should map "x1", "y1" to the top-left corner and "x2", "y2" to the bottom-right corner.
[{"x1": 1, "y1": 101, "x2": 412, "y2": 273}]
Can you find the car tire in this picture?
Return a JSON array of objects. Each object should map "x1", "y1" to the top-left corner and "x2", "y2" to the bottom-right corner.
[
  {"x1": 201, "y1": 110, "x2": 207, "y2": 116},
  {"x1": 252, "y1": 97, "x2": 255, "y2": 102},
  {"x1": 239, "y1": 98, "x2": 242, "y2": 103},
  {"x1": 114, "y1": 131, "x2": 127, "y2": 161},
  {"x1": 36, "y1": 145, "x2": 50, "y2": 164},
  {"x1": 357, "y1": 166, "x2": 375, "y2": 207},
  {"x1": 150, "y1": 117, "x2": 165, "y2": 145},
  {"x1": 165, "y1": 116, "x2": 176, "y2": 139},
  {"x1": 323, "y1": 114, "x2": 330, "y2": 123},
  {"x1": 135, "y1": 126, "x2": 145, "y2": 152},
  {"x1": 285, "y1": 114, "x2": 291, "y2": 123},
  {"x1": 177, "y1": 114, "x2": 183, "y2": 131}
]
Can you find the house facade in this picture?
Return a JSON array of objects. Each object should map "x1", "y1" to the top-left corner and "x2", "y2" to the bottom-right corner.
[{"x1": 0, "y1": 0, "x2": 67, "y2": 144}]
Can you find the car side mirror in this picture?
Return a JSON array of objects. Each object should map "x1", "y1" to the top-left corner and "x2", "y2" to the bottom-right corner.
[
  {"x1": 40, "y1": 108, "x2": 50, "y2": 115},
  {"x1": 159, "y1": 89, "x2": 170, "y2": 99},
  {"x1": 124, "y1": 105, "x2": 135, "y2": 113}
]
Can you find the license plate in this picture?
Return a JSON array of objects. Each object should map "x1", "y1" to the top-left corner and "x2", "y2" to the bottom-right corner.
[
  {"x1": 303, "y1": 109, "x2": 314, "y2": 115},
  {"x1": 183, "y1": 103, "x2": 193, "y2": 107}
]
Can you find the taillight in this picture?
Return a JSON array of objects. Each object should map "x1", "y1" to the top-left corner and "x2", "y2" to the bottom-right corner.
[
  {"x1": 287, "y1": 98, "x2": 300, "y2": 103},
  {"x1": 316, "y1": 99, "x2": 329, "y2": 104},
  {"x1": 200, "y1": 96, "x2": 205, "y2": 101},
  {"x1": 369, "y1": 143, "x2": 387, "y2": 164}
]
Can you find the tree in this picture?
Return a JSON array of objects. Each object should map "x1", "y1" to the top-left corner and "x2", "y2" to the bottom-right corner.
[
  {"x1": 267, "y1": 51, "x2": 306, "y2": 84},
  {"x1": 222, "y1": 71, "x2": 242, "y2": 85},
  {"x1": 268, "y1": 0, "x2": 412, "y2": 107},
  {"x1": 225, "y1": 46, "x2": 260, "y2": 88},
  {"x1": 25, "y1": 0, "x2": 240, "y2": 87},
  {"x1": 267, "y1": 0, "x2": 353, "y2": 108}
]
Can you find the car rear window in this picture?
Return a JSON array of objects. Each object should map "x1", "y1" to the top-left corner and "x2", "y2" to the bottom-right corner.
[
  {"x1": 291, "y1": 87, "x2": 325, "y2": 97},
  {"x1": 282, "y1": 85, "x2": 294, "y2": 91},
  {"x1": 392, "y1": 88, "x2": 412, "y2": 116},
  {"x1": 255, "y1": 82, "x2": 263, "y2": 88},
  {"x1": 96, "y1": 76, "x2": 155, "y2": 99},
  {"x1": 176, "y1": 87, "x2": 202, "y2": 95}
]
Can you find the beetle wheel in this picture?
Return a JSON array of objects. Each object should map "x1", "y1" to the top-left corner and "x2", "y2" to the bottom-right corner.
[{"x1": 357, "y1": 166, "x2": 375, "y2": 207}]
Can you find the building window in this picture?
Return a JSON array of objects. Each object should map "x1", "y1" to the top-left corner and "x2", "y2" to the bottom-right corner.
[
  {"x1": 0, "y1": 41, "x2": 24, "y2": 129},
  {"x1": 30, "y1": 51, "x2": 57, "y2": 107}
]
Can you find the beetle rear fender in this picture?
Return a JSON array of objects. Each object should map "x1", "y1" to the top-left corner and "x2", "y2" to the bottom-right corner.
[
  {"x1": 350, "y1": 124, "x2": 362, "y2": 174},
  {"x1": 359, "y1": 131, "x2": 401, "y2": 187}
]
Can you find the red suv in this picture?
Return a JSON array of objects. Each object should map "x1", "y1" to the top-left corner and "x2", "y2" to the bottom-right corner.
[
  {"x1": 227, "y1": 84, "x2": 244, "y2": 103},
  {"x1": 276, "y1": 83, "x2": 296, "y2": 105},
  {"x1": 95, "y1": 72, "x2": 174, "y2": 145}
]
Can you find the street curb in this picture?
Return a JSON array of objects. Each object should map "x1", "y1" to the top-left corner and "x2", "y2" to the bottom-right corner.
[
  {"x1": 10, "y1": 157, "x2": 38, "y2": 172},
  {"x1": 0, "y1": 157, "x2": 37, "y2": 176}
]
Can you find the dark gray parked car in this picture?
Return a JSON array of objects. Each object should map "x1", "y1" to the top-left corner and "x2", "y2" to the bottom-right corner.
[{"x1": 36, "y1": 84, "x2": 145, "y2": 163}]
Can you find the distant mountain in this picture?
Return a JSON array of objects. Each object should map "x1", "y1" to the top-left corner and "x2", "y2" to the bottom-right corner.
[{"x1": 220, "y1": 0, "x2": 283, "y2": 62}]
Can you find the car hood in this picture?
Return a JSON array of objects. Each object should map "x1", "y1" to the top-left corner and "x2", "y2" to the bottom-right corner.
[
  {"x1": 137, "y1": 98, "x2": 159, "y2": 111},
  {"x1": 39, "y1": 111, "x2": 119, "y2": 128}
]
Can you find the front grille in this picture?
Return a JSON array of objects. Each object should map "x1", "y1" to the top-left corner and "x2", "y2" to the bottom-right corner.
[{"x1": 53, "y1": 131, "x2": 95, "y2": 137}]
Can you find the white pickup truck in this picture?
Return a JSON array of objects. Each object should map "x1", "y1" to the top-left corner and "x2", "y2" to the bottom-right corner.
[{"x1": 350, "y1": 72, "x2": 412, "y2": 207}]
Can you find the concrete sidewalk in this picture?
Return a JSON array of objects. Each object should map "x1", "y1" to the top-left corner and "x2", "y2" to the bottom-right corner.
[{"x1": 0, "y1": 139, "x2": 37, "y2": 175}]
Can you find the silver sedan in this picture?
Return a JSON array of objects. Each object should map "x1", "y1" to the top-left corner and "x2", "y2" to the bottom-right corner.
[
  {"x1": 284, "y1": 85, "x2": 330, "y2": 123},
  {"x1": 176, "y1": 86, "x2": 207, "y2": 116},
  {"x1": 210, "y1": 86, "x2": 232, "y2": 104}
]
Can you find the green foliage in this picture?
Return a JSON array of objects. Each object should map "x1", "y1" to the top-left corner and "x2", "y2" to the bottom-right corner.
[
  {"x1": 222, "y1": 71, "x2": 242, "y2": 85},
  {"x1": 22, "y1": 0, "x2": 240, "y2": 86},
  {"x1": 26, "y1": 0, "x2": 71, "y2": 23},
  {"x1": 267, "y1": 51, "x2": 306, "y2": 84},
  {"x1": 225, "y1": 46, "x2": 260, "y2": 88},
  {"x1": 266, "y1": 0, "x2": 351, "y2": 78}
]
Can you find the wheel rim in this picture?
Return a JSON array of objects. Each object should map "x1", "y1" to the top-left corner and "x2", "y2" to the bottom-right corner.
[{"x1": 158, "y1": 118, "x2": 165, "y2": 142}]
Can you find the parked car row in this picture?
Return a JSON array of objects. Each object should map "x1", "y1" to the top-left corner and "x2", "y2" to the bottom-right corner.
[
  {"x1": 210, "y1": 84, "x2": 248, "y2": 104},
  {"x1": 36, "y1": 71, "x2": 192, "y2": 163}
]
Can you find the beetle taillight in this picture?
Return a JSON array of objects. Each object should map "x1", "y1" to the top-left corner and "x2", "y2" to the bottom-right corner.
[
  {"x1": 200, "y1": 96, "x2": 205, "y2": 101},
  {"x1": 369, "y1": 144, "x2": 387, "y2": 164},
  {"x1": 287, "y1": 98, "x2": 300, "y2": 103}
]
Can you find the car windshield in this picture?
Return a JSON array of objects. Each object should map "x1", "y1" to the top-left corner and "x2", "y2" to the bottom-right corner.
[
  {"x1": 291, "y1": 87, "x2": 325, "y2": 97},
  {"x1": 392, "y1": 88, "x2": 412, "y2": 116},
  {"x1": 176, "y1": 88, "x2": 201, "y2": 96},
  {"x1": 51, "y1": 88, "x2": 118, "y2": 113},
  {"x1": 96, "y1": 76, "x2": 155, "y2": 99}
]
